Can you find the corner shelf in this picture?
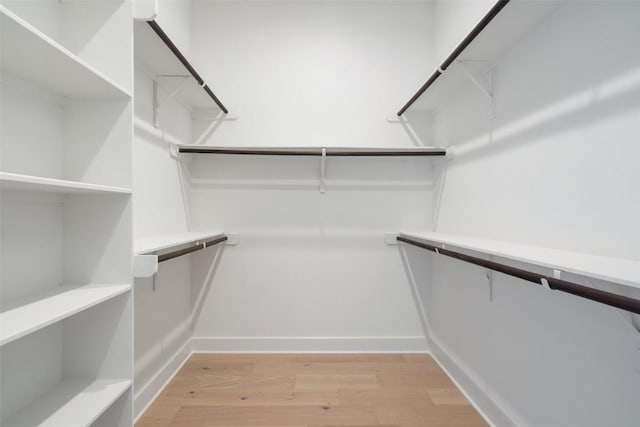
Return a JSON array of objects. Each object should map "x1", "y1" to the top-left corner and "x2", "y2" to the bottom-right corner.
[
  {"x1": 3, "y1": 379, "x2": 131, "y2": 427},
  {"x1": 399, "y1": 232, "x2": 640, "y2": 291},
  {"x1": 398, "y1": 0, "x2": 564, "y2": 114},
  {"x1": 0, "y1": 283, "x2": 131, "y2": 347},
  {"x1": 0, "y1": 172, "x2": 132, "y2": 195},
  {"x1": 134, "y1": 20, "x2": 227, "y2": 111},
  {"x1": 134, "y1": 232, "x2": 227, "y2": 278},
  {"x1": 0, "y1": 5, "x2": 130, "y2": 98}
]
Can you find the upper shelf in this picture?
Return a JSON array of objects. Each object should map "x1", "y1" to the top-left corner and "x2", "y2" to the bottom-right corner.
[
  {"x1": 399, "y1": 232, "x2": 640, "y2": 291},
  {"x1": 0, "y1": 172, "x2": 132, "y2": 195},
  {"x1": 398, "y1": 0, "x2": 564, "y2": 114},
  {"x1": 134, "y1": 20, "x2": 228, "y2": 112},
  {"x1": 178, "y1": 146, "x2": 447, "y2": 157},
  {"x1": 0, "y1": 6, "x2": 130, "y2": 98}
]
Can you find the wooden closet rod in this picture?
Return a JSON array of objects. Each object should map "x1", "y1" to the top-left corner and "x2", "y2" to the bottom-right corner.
[
  {"x1": 157, "y1": 236, "x2": 228, "y2": 263},
  {"x1": 397, "y1": 235, "x2": 640, "y2": 315},
  {"x1": 147, "y1": 20, "x2": 229, "y2": 114},
  {"x1": 397, "y1": 0, "x2": 511, "y2": 116},
  {"x1": 177, "y1": 147, "x2": 447, "y2": 156}
]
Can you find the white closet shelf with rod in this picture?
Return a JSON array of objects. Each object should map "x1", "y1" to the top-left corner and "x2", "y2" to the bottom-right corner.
[
  {"x1": 134, "y1": 232, "x2": 228, "y2": 278},
  {"x1": 0, "y1": 172, "x2": 132, "y2": 195},
  {"x1": 134, "y1": 19, "x2": 228, "y2": 127},
  {"x1": 397, "y1": 232, "x2": 640, "y2": 315},
  {"x1": 397, "y1": 0, "x2": 564, "y2": 115},
  {"x1": 3, "y1": 378, "x2": 131, "y2": 427},
  {"x1": 177, "y1": 146, "x2": 447, "y2": 157},
  {"x1": 0, "y1": 5, "x2": 130, "y2": 98}
]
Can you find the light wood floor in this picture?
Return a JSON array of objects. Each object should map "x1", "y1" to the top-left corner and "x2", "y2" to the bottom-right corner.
[{"x1": 136, "y1": 354, "x2": 488, "y2": 427}]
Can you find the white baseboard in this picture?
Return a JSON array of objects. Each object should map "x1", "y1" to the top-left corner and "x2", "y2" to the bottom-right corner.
[
  {"x1": 191, "y1": 336, "x2": 429, "y2": 353},
  {"x1": 134, "y1": 339, "x2": 193, "y2": 422},
  {"x1": 427, "y1": 333, "x2": 518, "y2": 427}
]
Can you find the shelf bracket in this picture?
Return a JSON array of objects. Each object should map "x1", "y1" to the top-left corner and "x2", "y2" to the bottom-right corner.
[
  {"x1": 153, "y1": 74, "x2": 191, "y2": 128},
  {"x1": 486, "y1": 270, "x2": 494, "y2": 301},
  {"x1": 191, "y1": 109, "x2": 239, "y2": 145},
  {"x1": 455, "y1": 60, "x2": 495, "y2": 119},
  {"x1": 319, "y1": 148, "x2": 327, "y2": 194}
]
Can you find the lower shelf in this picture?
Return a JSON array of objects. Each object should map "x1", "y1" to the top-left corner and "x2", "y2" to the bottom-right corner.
[
  {"x1": 0, "y1": 283, "x2": 131, "y2": 347},
  {"x1": 3, "y1": 378, "x2": 131, "y2": 427}
]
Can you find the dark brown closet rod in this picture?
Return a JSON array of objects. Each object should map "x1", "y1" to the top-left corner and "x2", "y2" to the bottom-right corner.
[
  {"x1": 177, "y1": 147, "x2": 447, "y2": 156},
  {"x1": 157, "y1": 236, "x2": 228, "y2": 263},
  {"x1": 397, "y1": 0, "x2": 511, "y2": 116},
  {"x1": 147, "y1": 20, "x2": 229, "y2": 114},
  {"x1": 397, "y1": 236, "x2": 640, "y2": 315}
]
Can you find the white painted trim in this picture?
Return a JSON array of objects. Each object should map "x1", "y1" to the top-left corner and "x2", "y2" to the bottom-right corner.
[
  {"x1": 134, "y1": 339, "x2": 192, "y2": 422},
  {"x1": 191, "y1": 336, "x2": 428, "y2": 353}
]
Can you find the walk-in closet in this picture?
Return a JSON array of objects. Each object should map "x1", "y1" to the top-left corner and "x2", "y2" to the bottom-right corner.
[{"x1": 1, "y1": 1, "x2": 639, "y2": 426}]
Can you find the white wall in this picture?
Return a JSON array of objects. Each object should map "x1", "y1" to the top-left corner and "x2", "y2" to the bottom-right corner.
[
  {"x1": 132, "y1": 1, "x2": 196, "y2": 414},
  {"x1": 177, "y1": 1, "x2": 438, "y2": 352},
  {"x1": 410, "y1": 1, "x2": 640, "y2": 426},
  {"x1": 191, "y1": 0, "x2": 435, "y2": 147},
  {"x1": 188, "y1": 156, "x2": 434, "y2": 351},
  {"x1": 432, "y1": 0, "x2": 495, "y2": 61}
]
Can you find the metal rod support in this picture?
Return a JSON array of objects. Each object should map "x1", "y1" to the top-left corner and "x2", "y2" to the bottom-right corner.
[{"x1": 397, "y1": 235, "x2": 640, "y2": 315}]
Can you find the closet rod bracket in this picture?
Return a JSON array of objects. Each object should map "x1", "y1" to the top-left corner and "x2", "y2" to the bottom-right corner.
[
  {"x1": 487, "y1": 270, "x2": 494, "y2": 301},
  {"x1": 455, "y1": 60, "x2": 495, "y2": 119},
  {"x1": 153, "y1": 74, "x2": 191, "y2": 127},
  {"x1": 319, "y1": 148, "x2": 327, "y2": 194},
  {"x1": 134, "y1": 254, "x2": 159, "y2": 278}
]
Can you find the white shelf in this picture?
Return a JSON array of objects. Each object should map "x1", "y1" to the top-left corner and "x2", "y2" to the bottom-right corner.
[
  {"x1": 0, "y1": 6, "x2": 130, "y2": 98},
  {"x1": 4, "y1": 379, "x2": 131, "y2": 427},
  {"x1": 399, "y1": 232, "x2": 640, "y2": 290},
  {"x1": 408, "y1": 1, "x2": 564, "y2": 112},
  {"x1": 0, "y1": 172, "x2": 132, "y2": 195},
  {"x1": 133, "y1": 20, "x2": 217, "y2": 109},
  {"x1": 135, "y1": 231, "x2": 226, "y2": 255},
  {"x1": 178, "y1": 146, "x2": 447, "y2": 156},
  {"x1": 0, "y1": 283, "x2": 131, "y2": 347}
]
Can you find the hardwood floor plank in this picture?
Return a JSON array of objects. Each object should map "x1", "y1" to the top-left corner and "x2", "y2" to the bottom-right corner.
[
  {"x1": 295, "y1": 375, "x2": 379, "y2": 392},
  {"x1": 337, "y1": 388, "x2": 434, "y2": 406},
  {"x1": 135, "y1": 405, "x2": 180, "y2": 427},
  {"x1": 170, "y1": 405, "x2": 378, "y2": 426},
  {"x1": 169, "y1": 374, "x2": 295, "y2": 391},
  {"x1": 156, "y1": 390, "x2": 339, "y2": 408},
  {"x1": 291, "y1": 362, "x2": 440, "y2": 376},
  {"x1": 296, "y1": 354, "x2": 405, "y2": 363}
]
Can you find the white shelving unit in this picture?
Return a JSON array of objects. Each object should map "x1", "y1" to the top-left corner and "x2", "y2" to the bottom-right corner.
[
  {"x1": 399, "y1": 232, "x2": 640, "y2": 290},
  {"x1": 401, "y1": 1, "x2": 565, "y2": 113},
  {"x1": 0, "y1": 1, "x2": 133, "y2": 426}
]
